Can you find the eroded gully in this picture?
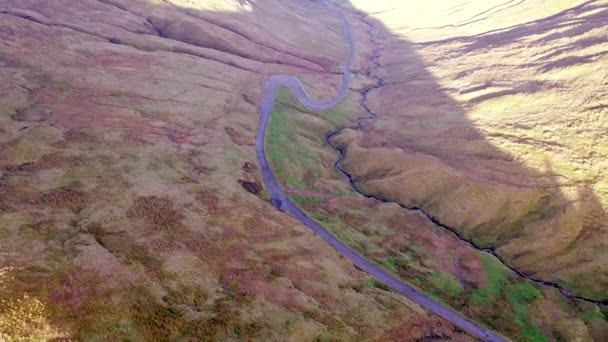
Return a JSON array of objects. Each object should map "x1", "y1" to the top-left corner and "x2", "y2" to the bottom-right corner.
[{"x1": 325, "y1": 10, "x2": 608, "y2": 309}]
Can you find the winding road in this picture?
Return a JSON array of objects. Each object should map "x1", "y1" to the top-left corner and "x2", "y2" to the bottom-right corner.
[{"x1": 255, "y1": 1, "x2": 507, "y2": 341}]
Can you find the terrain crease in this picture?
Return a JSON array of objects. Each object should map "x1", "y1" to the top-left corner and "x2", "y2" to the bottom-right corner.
[
  {"x1": 0, "y1": 10, "x2": 256, "y2": 75},
  {"x1": 324, "y1": 6, "x2": 608, "y2": 307},
  {"x1": 256, "y1": 2, "x2": 508, "y2": 341},
  {"x1": 0, "y1": 7, "x2": 324, "y2": 75},
  {"x1": 170, "y1": 6, "x2": 328, "y2": 72}
]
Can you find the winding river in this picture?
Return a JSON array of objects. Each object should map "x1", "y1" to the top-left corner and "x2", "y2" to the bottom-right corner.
[{"x1": 255, "y1": 1, "x2": 507, "y2": 341}]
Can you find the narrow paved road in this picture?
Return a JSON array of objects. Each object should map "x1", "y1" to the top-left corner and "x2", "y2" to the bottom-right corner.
[{"x1": 255, "y1": 2, "x2": 507, "y2": 341}]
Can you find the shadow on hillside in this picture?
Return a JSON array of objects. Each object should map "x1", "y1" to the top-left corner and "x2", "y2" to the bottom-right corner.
[
  {"x1": 137, "y1": 0, "x2": 608, "y2": 300},
  {"x1": 10, "y1": 0, "x2": 605, "y2": 314},
  {"x1": 2, "y1": 0, "x2": 607, "y2": 339},
  {"x1": 330, "y1": 0, "x2": 608, "y2": 302}
]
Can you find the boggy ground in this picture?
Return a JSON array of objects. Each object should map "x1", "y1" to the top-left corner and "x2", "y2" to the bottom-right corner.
[
  {"x1": 0, "y1": 0, "x2": 475, "y2": 340},
  {"x1": 265, "y1": 0, "x2": 608, "y2": 341}
]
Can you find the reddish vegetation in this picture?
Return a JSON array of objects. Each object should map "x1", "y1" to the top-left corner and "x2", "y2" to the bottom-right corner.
[
  {"x1": 0, "y1": 0, "x2": 489, "y2": 339},
  {"x1": 196, "y1": 189, "x2": 223, "y2": 214},
  {"x1": 242, "y1": 216, "x2": 298, "y2": 245},
  {"x1": 241, "y1": 215, "x2": 266, "y2": 231},
  {"x1": 0, "y1": 185, "x2": 14, "y2": 212},
  {"x1": 128, "y1": 196, "x2": 184, "y2": 229},
  {"x1": 386, "y1": 214, "x2": 487, "y2": 285},
  {"x1": 26, "y1": 84, "x2": 199, "y2": 145},
  {"x1": 457, "y1": 252, "x2": 487, "y2": 287},
  {"x1": 340, "y1": 212, "x2": 368, "y2": 227},
  {"x1": 257, "y1": 246, "x2": 331, "y2": 294},
  {"x1": 325, "y1": 196, "x2": 377, "y2": 212},
  {"x1": 179, "y1": 228, "x2": 223, "y2": 260},
  {"x1": 63, "y1": 129, "x2": 97, "y2": 143},
  {"x1": 29, "y1": 188, "x2": 86, "y2": 209},
  {"x1": 382, "y1": 316, "x2": 471, "y2": 341},
  {"x1": 298, "y1": 283, "x2": 339, "y2": 311},
  {"x1": 35, "y1": 153, "x2": 70, "y2": 169},
  {"x1": 221, "y1": 262, "x2": 307, "y2": 311},
  {"x1": 51, "y1": 272, "x2": 95, "y2": 316}
]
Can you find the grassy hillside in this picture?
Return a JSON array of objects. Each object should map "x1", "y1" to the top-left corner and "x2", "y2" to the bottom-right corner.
[
  {"x1": 269, "y1": 83, "x2": 607, "y2": 341},
  {"x1": 0, "y1": 0, "x2": 473, "y2": 340},
  {"x1": 335, "y1": 0, "x2": 608, "y2": 301},
  {"x1": 263, "y1": 0, "x2": 608, "y2": 340}
]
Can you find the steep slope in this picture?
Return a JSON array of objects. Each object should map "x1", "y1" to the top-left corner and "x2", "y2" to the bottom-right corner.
[
  {"x1": 0, "y1": 0, "x2": 473, "y2": 340},
  {"x1": 337, "y1": 0, "x2": 608, "y2": 302},
  {"x1": 259, "y1": 0, "x2": 608, "y2": 340}
]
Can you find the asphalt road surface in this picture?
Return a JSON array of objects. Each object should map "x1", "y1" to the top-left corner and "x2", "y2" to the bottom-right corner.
[{"x1": 255, "y1": 2, "x2": 508, "y2": 341}]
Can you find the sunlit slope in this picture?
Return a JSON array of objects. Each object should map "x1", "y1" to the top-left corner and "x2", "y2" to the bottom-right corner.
[
  {"x1": 345, "y1": 0, "x2": 586, "y2": 41},
  {"x1": 335, "y1": 0, "x2": 608, "y2": 300}
]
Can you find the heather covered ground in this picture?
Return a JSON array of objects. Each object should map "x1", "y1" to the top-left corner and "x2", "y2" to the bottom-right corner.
[
  {"x1": 0, "y1": 0, "x2": 471, "y2": 339},
  {"x1": 1, "y1": 0, "x2": 607, "y2": 340}
]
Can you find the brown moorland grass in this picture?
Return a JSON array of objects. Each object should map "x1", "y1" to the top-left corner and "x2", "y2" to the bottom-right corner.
[
  {"x1": 334, "y1": 0, "x2": 608, "y2": 301},
  {"x1": 0, "y1": 0, "x2": 475, "y2": 339},
  {"x1": 270, "y1": 86, "x2": 608, "y2": 340},
  {"x1": 263, "y1": 0, "x2": 608, "y2": 340}
]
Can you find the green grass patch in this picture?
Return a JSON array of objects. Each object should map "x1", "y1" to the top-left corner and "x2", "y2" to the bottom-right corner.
[
  {"x1": 266, "y1": 106, "x2": 311, "y2": 189},
  {"x1": 296, "y1": 144, "x2": 316, "y2": 159},
  {"x1": 276, "y1": 88, "x2": 290, "y2": 104},
  {"x1": 290, "y1": 194, "x2": 324, "y2": 206},
  {"x1": 471, "y1": 254, "x2": 510, "y2": 304},
  {"x1": 276, "y1": 87, "x2": 347, "y2": 126},
  {"x1": 471, "y1": 288, "x2": 490, "y2": 305},
  {"x1": 266, "y1": 108, "x2": 290, "y2": 177},
  {"x1": 428, "y1": 272, "x2": 464, "y2": 297},
  {"x1": 374, "y1": 256, "x2": 407, "y2": 274},
  {"x1": 555, "y1": 279, "x2": 606, "y2": 301},
  {"x1": 580, "y1": 310, "x2": 605, "y2": 323},
  {"x1": 306, "y1": 209, "x2": 361, "y2": 249},
  {"x1": 276, "y1": 88, "x2": 311, "y2": 113},
  {"x1": 309, "y1": 211, "x2": 335, "y2": 224},
  {"x1": 326, "y1": 110, "x2": 346, "y2": 125},
  {"x1": 337, "y1": 230, "x2": 353, "y2": 245},
  {"x1": 411, "y1": 277, "x2": 423, "y2": 287},
  {"x1": 508, "y1": 283, "x2": 541, "y2": 303},
  {"x1": 507, "y1": 282, "x2": 546, "y2": 342},
  {"x1": 424, "y1": 289, "x2": 447, "y2": 304},
  {"x1": 365, "y1": 278, "x2": 391, "y2": 292}
]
